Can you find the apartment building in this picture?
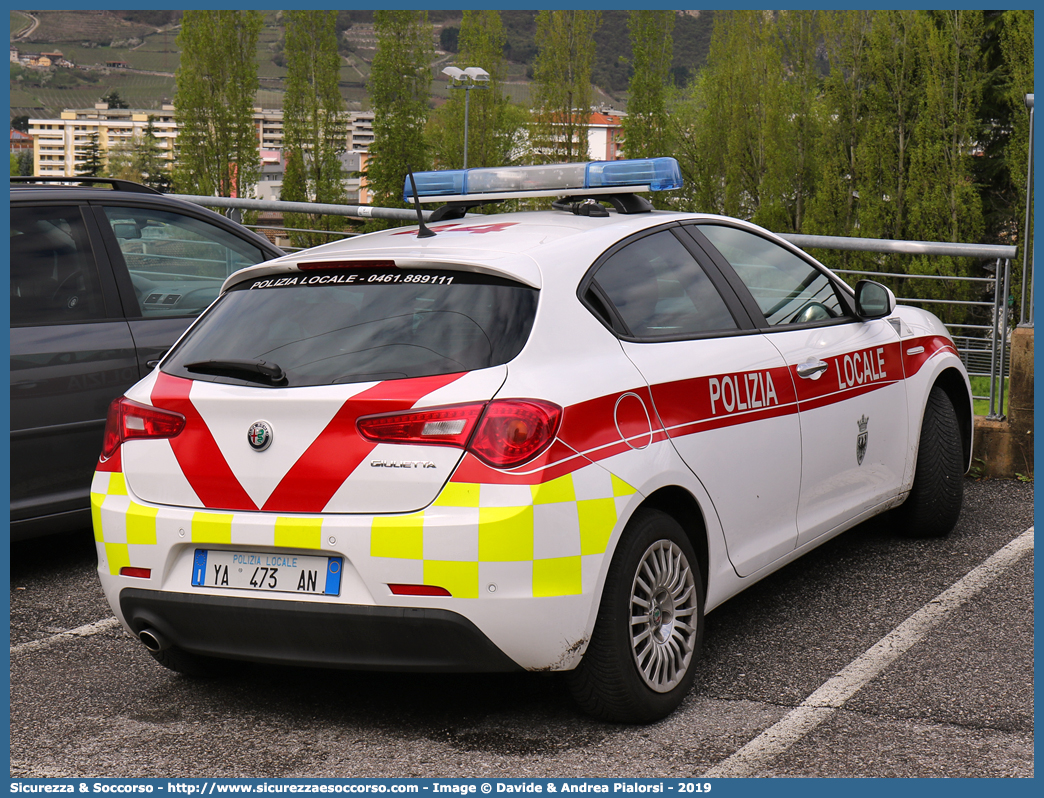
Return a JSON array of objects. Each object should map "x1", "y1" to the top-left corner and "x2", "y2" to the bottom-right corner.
[
  {"x1": 29, "y1": 103, "x2": 177, "y2": 177},
  {"x1": 28, "y1": 105, "x2": 373, "y2": 182}
]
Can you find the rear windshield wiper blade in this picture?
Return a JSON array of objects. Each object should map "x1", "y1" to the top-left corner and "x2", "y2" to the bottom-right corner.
[{"x1": 184, "y1": 358, "x2": 287, "y2": 386}]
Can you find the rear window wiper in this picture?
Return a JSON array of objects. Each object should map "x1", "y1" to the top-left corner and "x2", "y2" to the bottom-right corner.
[{"x1": 184, "y1": 358, "x2": 287, "y2": 386}]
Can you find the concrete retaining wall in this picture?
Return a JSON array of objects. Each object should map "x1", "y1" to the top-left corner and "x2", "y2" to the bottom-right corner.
[{"x1": 972, "y1": 326, "x2": 1034, "y2": 479}]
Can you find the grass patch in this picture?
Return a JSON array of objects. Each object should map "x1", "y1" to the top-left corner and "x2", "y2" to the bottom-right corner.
[{"x1": 970, "y1": 375, "x2": 1008, "y2": 417}]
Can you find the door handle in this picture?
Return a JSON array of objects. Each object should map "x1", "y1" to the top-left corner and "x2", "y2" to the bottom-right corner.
[{"x1": 796, "y1": 359, "x2": 829, "y2": 379}]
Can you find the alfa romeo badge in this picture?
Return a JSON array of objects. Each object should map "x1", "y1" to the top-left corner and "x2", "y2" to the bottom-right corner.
[{"x1": 248, "y1": 420, "x2": 274, "y2": 452}]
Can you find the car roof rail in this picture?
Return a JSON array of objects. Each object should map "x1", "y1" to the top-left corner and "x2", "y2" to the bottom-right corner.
[{"x1": 9, "y1": 176, "x2": 163, "y2": 195}]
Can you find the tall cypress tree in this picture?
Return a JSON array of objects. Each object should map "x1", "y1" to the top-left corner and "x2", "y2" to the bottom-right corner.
[
  {"x1": 806, "y1": 11, "x2": 873, "y2": 248},
  {"x1": 173, "y1": 10, "x2": 263, "y2": 198},
  {"x1": 904, "y1": 11, "x2": 986, "y2": 320},
  {"x1": 281, "y1": 10, "x2": 348, "y2": 248},
  {"x1": 622, "y1": 11, "x2": 675, "y2": 208},
  {"x1": 1000, "y1": 9, "x2": 1034, "y2": 309},
  {"x1": 366, "y1": 10, "x2": 433, "y2": 227},
  {"x1": 623, "y1": 11, "x2": 674, "y2": 160},
  {"x1": 76, "y1": 132, "x2": 105, "y2": 178},
  {"x1": 138, "y1": 117, "x2": 172, "y2": 192},
  {"x1": 531, "y1": 10, "x2": 601, "y2": 163}
]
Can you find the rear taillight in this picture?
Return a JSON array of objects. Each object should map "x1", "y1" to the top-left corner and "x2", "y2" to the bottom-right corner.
[
  {"x1": 357, "y1": 399, "x2": 561, "y2": 469},
  {"x1": 101, "y1": 397, "x2": 186, "y2": 459},
  {"x1": 468, "y1": 400, "x2": 562, "y2": 468},
  {"x1": 357, "y1": 402, "x2": 486, "y2": 447}
]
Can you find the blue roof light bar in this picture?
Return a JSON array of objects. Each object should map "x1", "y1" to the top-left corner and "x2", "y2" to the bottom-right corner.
[{"x1": 403, "y1": 157, "x2": 683, "y2": 203}]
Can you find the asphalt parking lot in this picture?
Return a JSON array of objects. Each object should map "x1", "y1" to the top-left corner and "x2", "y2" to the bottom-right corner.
[{"x1": 9, "y1": 477, "x2": 1034, "y2": 779}]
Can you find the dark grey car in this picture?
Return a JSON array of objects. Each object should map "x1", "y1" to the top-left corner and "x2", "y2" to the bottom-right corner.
[{"x1": 10, "y1": 178, "x2": 284, "y2": 539}]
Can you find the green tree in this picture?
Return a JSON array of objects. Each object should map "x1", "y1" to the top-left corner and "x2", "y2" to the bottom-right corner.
[
  {"x1": 761, "y1": 10, "x2": 822, "y2": 233},
  {"x1": 531, "y1": 10, "x2": 601, "y2": 163},
  {"x1": 280, "y1": 10, "x2": 348, "y2": 248},
  {"x1": 104, "y1": 135, "x2": 140, "y2": 182},
  {"x1": 77, "y1": 131, "x2": 105, "y2": 178},
  {"x1": 806, "y1": 11, "x2": 874, "y2": 247},
  {"x1": 662, "y1": 73, "x2": 723, "y2": 213},
  {"x1": 15, "y1": 150, "x2": 33, "y2": 176},
  {"x1": 676, "y1": 11, "x2": 798, "y2": 224},
  {"x1": 1000, "y1": 9, "x2": 1034, "y2": 312},
  {"x1": 138, "y1": 117, "x2": 172, "y2": 192},
  {"x1": 101, "y1": 89, "x2": 128, "y2": 109},
  {"x1": 850, "y1": 10, "x2": 922, "y2": 254},
  {"x1": 431, "y1": 11, "x2": 525, "y2": 172},
  {"x1": 905, "y1": 11, "x2": 985, "y2": 316},
  {"x1": 366, "y1": 10, "x2": 433, "y2": 227},
  {"x1": 173, "y1": 10, "x2": 263, "y2": 198},
  {"x1": 622, "y1": 11, "x2": 675, "y2": 208}
]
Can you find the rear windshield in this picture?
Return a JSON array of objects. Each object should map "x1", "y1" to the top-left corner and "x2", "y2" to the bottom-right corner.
[{"x1": 162, "y1": 267, "x2": 538, "y2": 388}]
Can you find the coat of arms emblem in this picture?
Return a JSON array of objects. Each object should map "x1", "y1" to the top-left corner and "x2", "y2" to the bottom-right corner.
[{"x1": 856, "y1": 415, "x2": 869, "y2": 465}]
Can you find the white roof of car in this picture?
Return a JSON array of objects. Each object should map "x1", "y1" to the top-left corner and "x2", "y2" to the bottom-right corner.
[{"x1": 226, "y1": 209, "x2": 705, "y2": 291}]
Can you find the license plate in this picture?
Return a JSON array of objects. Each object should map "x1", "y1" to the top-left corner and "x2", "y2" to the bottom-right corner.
[{"x1": 191, "y1": 549, "x2": 343, "y2": 596}]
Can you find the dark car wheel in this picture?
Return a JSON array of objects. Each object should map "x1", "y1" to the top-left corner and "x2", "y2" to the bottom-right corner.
[
  {"x1": 568, "y1": 508, "x2": 704, "y2": 723},
  {"x1": 897, "y1": 385, "x2": 964, "y2": 538}
]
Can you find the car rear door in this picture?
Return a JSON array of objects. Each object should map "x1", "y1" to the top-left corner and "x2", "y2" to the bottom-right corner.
[
  {"x1": 686, "y1": 223, "x2": 909, "y2": 546},
  {"x1": 10, "y1": 202, "x2": 138, "y2": 533},
  {"x1": 581, "y1": 225, "x2": 802, "y2": 578}
]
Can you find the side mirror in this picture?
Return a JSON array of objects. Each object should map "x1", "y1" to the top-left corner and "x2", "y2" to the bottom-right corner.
[{"x1": 854, "y1": 280, "x2": 896, "y2": 320}]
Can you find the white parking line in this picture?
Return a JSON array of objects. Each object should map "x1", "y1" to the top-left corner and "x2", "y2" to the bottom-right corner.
[
  {"x1": 701, "y1": 526, "x2": 1035, "y2": 778},
  {"x1": 10, "y1": 616, "x2": 121, "y2": 656}
]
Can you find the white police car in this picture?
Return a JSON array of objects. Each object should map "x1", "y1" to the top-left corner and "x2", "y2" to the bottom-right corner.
[{"x1": 93, "y1": 158, "x2": 971, "y2": 723}]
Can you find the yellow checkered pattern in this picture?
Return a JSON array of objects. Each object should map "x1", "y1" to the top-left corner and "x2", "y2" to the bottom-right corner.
[
  {"x1": 91, "y1": 471, "x2": 330, "y2": 577},
  {"x1": 92, "y1": 465, "x2": 639, "y2": 601},
  {"x1": 91, "y1": 471, "x2": 158, "y2": 575},
  {"x1": 369, "y1": 469, "x2": 637, "y2": 599}
]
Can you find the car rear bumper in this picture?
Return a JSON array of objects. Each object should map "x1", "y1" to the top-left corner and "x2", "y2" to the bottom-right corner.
[{"x1": 119, "y1": 588, "x2": 524, "y2": 673}]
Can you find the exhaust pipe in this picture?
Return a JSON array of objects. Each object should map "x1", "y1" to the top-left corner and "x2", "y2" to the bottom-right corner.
[{"x1": 139, "y1": 628, "x2": 170, "y2": 652}]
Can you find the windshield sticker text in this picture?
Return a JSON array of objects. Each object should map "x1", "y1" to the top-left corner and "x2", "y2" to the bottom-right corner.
[{"x1": 248, "y1": 272, "x2": 454, "y2": 290}]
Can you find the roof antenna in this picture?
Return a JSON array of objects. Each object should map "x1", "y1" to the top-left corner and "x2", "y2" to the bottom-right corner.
[{"x1": 406, "y1": 166, "x2": 436, "y2": 238}]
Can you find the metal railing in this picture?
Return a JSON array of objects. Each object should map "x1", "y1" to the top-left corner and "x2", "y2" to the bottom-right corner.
[
  {"x1": 170, "y1": 195, "x2": 1020, "y2": 419},
  {"x1": 781, "y1": 234, "x2": 1017, "y2": 419}
]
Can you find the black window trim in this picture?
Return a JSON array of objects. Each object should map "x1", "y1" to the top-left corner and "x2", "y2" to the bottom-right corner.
[
  {"x1": 576, "y1": 221, "x2": 761, "y2": 345},
  {"x1": 681, "y1": 222, "x2": 860, "y2": 332}
]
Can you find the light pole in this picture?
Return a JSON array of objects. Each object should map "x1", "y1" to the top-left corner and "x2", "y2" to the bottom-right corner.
[
  {"x1": 442, "y1": 66, "x2": 489, "y2": 169},
  {"x1": 1021, "y1": 93, "x2": 1034, "y2": 327}
]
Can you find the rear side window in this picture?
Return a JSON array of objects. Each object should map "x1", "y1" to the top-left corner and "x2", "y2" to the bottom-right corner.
[
  {"x1": 10, "y1": 206, "x2": 106, "y2": 326},
  {"x1": 162, "y1": 268, "x2": 538, "y2": 387},
  {"x1": 590, "y1": 229, "x2": 738, "y2": 339}
]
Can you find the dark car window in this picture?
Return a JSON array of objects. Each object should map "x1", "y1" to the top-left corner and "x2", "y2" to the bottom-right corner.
[
  {"x1": 590, "y1": 229, "x2": 738, "y2": 339},
  {"x1": 696, "y1": 224, "x2": 845, "y2": 326},
  {"x1": 162, "y1": 268, "x2": 538, "y2": 388},
  {"x1": 10, "y1": 206, "x2": 106, "y2": 326},
  {"x1": 101, "y1": 205, "x2": 269, "y2": 319}
]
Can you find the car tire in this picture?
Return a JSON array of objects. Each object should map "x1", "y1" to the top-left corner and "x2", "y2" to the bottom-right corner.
[
  {"x1": 897, "y1": 385, "x2": 964, "y2": 538},
  {"x1": 147, "y1": 646, "x2": 233, "y2": 678},
  {"x1": 568, "y1": 508, "x2": 704, "y2": 723}
]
